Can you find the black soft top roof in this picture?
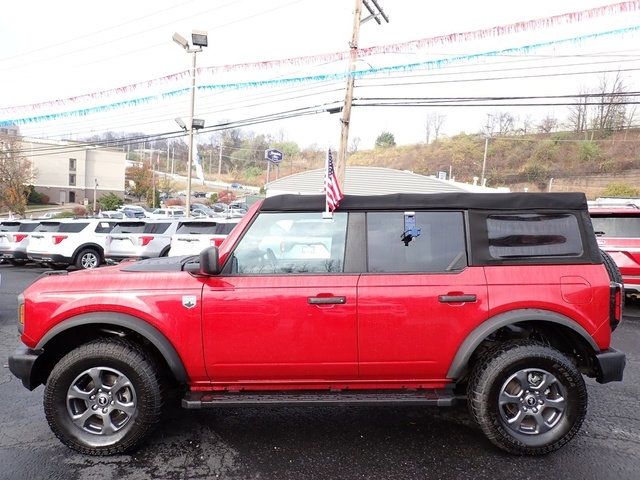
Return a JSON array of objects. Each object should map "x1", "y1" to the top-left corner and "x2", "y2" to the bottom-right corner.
[{"x1": 260, "y1": 192, "x2": 588, "y2": 212}]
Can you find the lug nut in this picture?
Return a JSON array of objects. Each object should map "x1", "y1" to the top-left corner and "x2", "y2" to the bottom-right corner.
[
  {"x1": 532, "y1": 408, "x2": 538, "y2": 413},
  {"x1": 92, "y1": 405, "x2": 98, "y2": 410},
  {"x1": 102, "y1": 408, "x2": 108, "y2": 414},
  {"x1": 90, "y1": 395, "x2": 96, "y2": 400}
]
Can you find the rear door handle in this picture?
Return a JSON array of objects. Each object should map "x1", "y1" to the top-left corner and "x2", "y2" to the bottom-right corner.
[
  {"x1": 308, "y1": 296, "x2": 346, "y2": 305},
  {"x1": 438, "y1": 294, "x2": 477, "y2": 303}
]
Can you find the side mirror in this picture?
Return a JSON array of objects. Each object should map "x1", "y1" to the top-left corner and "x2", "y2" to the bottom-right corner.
[{"x1": 199, "y1": 246, "x2": 220, "y2": 275}]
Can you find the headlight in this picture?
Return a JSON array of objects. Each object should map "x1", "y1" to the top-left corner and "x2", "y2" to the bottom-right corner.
[{"x1": 17, "y1": 293, "x2": 24, "y2": 334}]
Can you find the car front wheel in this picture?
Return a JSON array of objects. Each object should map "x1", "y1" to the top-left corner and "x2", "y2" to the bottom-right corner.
[
  {"x1": 468, "y1": 341, "x2": 587, "y2": 455},
  {"x1": 44, "y1": 339, "x2": 163, "y2": 455}
]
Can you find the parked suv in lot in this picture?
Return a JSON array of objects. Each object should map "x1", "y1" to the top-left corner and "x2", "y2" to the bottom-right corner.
[
  {"x1": 590, "y1": 205, "x2": 640, "y2": 297},
  {"x1": 0, "y1": 220, "x2": 40, "y2": 265},
  {"x1": 26, "y1": 219, "x2": 117, "y2": 269},
  {"x1": 169, "y1": 218, "x2": 240, "y2": 256},
  {"x1": 9, "y1": 193, "x2": 625, "y2": 456},
  {"x1": 105, "y1": 220, "x2": 178, "y2": 262}
]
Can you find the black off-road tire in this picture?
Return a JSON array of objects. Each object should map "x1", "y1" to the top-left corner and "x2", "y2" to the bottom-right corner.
[
  {"x1": 8, "y1": 259, "x2": 27, "y2": 266},
  {"x1": 468, "y1": 341, "x2": 587, "y2": 455},
  {"x1": 600, "y1": 249, "x2": 623, "y2": 285},
  {"x1": 44, "y1": 339, "x2": 163, "y2": 455}
]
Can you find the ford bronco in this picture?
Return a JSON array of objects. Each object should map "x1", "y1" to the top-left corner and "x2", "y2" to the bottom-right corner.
[{"x1": 9, "y1": 192, "x2": 625, "y2": 455}]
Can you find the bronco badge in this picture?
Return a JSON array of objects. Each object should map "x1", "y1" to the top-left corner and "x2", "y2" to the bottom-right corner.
[{"x1": 182, "y1": 295, "x2": 197, "y2": 309}]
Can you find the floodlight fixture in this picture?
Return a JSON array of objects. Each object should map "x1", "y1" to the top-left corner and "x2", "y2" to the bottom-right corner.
[
  {"x1": 192, "y1": 118, "x2": 205, "y2": 130},
  {"x1": 191, "y1": 30, "x2": 208, "y2": 47},
  {"x1": 175, "y1": 118, "x2": 187, "y2": 131},
  {"x1": 172, "y1": 32, "x2": 189, "y2": 49}
]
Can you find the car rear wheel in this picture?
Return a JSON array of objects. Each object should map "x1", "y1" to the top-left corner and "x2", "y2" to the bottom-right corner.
[
  {"x1": 76, "y1": 248, "x2": 101, "y2": 269},
  {"x1": 44, "y1": 339, "x2": 163, "y2": 455},
  {"x1": 468, "y1": 341, "x2": 587, "y2": 455},
  {"x1": 8, "y1": 259, "x2": 27, "y2": 266}
]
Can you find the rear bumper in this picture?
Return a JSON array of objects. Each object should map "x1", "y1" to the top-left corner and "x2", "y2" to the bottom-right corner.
[
  {"x1": 595, "y1": 348, "x2": 626, "y2": 384},
  {"x1": 28, "y1": 253, "x2": 72, "y2": 265},
  {"x1": 8, "y1": 347, "x2": 43, "y2": 390},
  {"x1": 106, "y1": 255, "x2": 148, "y2": 264},
  {"x1": 0, "y1": 250, "x2": 28, "y2": 260}
]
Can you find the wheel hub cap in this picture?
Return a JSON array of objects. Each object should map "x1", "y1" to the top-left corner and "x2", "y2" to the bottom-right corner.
[{"x1": 498, "y1": 368, "x2": 567, "y2": 436}]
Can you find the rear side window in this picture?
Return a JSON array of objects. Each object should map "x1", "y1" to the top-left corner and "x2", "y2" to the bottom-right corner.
[
  {"x1": 367, "y1": 211, "x2": 467, "y2": 273},
  {"x1": 19, "y1": 223, "x2": 39, "y2": 232},
  {"x1": 59, "y1": 222, "x2": 89, "y2": 233},
  {"x1": 111, "y1": 222, "x2": 145, "y2": 234},
  {"x1": 590, "y1": 215, "x2": 640, "y2": 238},
  {"x1": 177, "y1": 222, "x2": 217, "y2": 234},
  {"x1": 94, "y1": 222, "x2": 116, "y2": 234},
  {"x1": 35, "y1": 222, "x2": 61, "y2": 232},
  {"x1": 487, "y1": 213, "x2": 583, "y2": 259},
  {"x1": 144, "y1": 223, "x2": 170, "y2": 234}
]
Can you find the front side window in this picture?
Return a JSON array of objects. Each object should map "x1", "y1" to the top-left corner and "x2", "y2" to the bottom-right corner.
[
  {"x1": 367, "y1": 211, "x2": 466, "y2": 273},
  {"x1": 487, "y1": 213, "x2": 583, "y2": 259},
  {"x1": 231, "y1": 212, "x2": 348, "y2": 274}
]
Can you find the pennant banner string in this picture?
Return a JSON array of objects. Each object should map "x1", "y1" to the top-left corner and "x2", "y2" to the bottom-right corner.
[
  {"x1": 2, "y1": 25, "x2": 639, "y2": 127},
  {"x1": 1, "y1": 0, "x2": 638, "y2": 115}
]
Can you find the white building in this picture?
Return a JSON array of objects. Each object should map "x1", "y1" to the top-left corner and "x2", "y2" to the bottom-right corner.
[{"x1": 23, "y1": 138, "x2": 126, "y2": 205}]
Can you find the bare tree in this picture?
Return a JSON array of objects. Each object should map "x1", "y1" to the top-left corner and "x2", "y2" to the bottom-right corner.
[
  {"x1": 0, "y1": 134, "x2": 34, "y2": 216},
  {"x1": 568, "y1": 87, "x2": 589, "y2": 133},
  {"x1": 348, "y1": 136, "x2": 361, "y2": 153},
  {"x1": 425, "y1": 113, "x2": 446, "y2": 143},
  {"x1": 483, "y1": 112, "x2": 514, "y2": 136},
  {"x1": 593, "y1": 71, "x2": 628, "y2": 134},
  {"x1": 537, "y1": 115, "x2": 558, "y2": 133}
]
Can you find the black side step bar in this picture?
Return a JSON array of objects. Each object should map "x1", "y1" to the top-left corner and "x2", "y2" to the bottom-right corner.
[{"x1": 182, "y1": 390, "x2": 464, "y2": 409}]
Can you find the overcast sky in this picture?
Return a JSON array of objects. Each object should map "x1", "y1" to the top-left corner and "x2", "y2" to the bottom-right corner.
[{"x1": 0, "y1": 0, "x2": 639, "y2": 149}]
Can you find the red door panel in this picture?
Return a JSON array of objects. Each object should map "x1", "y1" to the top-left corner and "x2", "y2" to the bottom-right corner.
[
  {"x1": 202, "y1": 275, "x2": 359, "y2": 382},
  {"x1": 357, "y1": 267, "x2": 488, "y2": 380}
]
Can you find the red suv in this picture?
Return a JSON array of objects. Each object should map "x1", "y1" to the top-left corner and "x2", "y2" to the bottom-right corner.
[
  {"x1": 590, "y1": 205, "x2": 640, "y2": 297},
  {"x1": 8, "y1": 193, "x2": 625, "y2": 456}
]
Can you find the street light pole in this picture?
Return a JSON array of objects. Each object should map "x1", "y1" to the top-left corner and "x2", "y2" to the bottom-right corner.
[
  {"x1": 173, "y1": 30, "x2": 207, "y2": 218},
  {"x1": 93, "y1": 178, "x2": 98, "y2": 213}
]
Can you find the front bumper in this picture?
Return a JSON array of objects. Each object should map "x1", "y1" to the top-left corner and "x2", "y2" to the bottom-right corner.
[
  {"x1": 595, "y1": 348, "x2": 626, "y2": 384},
  {"x1": 8, "y1": 347, "x2": 43, "y2": 390}
]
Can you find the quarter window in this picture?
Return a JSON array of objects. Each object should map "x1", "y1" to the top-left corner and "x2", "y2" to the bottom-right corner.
[
  {"x1": 367, "y1": 212, "x2": 467, "y2": 273},
  {"x1": 487, "y1": 213, "x2": 583, "y2": 259},
  {"x1": 231, "y1": 212, "x2": 348, "y2": 274}
]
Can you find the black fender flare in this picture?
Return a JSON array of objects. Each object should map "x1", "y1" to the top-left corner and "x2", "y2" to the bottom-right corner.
[
  {"x1": 72, "y1": 243, "x2": 104, "y2": 263},
  {"x1": 36, "y1": 312, "x2": 188, "y2": 383},
  {"x1": 446, "y1": 308, "x2": 600, "y2": 379}
]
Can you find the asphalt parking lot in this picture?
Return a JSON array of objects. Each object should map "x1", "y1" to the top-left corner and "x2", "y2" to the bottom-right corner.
[{"x1": 1, "y1": 264, "x2": 639, "y2": 480}]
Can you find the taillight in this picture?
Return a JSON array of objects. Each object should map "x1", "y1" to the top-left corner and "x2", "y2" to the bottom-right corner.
[
  {"x1": 610, "y1": 282, "x2": 623, "y2": 331},
  {"x1": 12, "y1": 234, "x2": 28, "y2": 243},
  {"x1": 210, "y1": 237, "x2": 224, "y2": 247},
  {"x1": 52, "y1": 235, "x2": 68, "y2": 245},
  {"x1": 138, "y1": 235, "x2": 154, "y2": 246}
]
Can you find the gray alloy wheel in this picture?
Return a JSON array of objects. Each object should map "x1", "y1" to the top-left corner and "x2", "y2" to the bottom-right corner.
[
  {"x1": 77, "y1": 249, "x2": 100, "y2": 269},
  {"x1": 498, "y1": 368, "x2": 567, "y2": 436},
  {"x1": 66, "y1": 367, "x2": 137, "y2": 439},
  {"x1": 468, "y1": 341, "x2": 587, "y2": 455},
  {"x1": 44, "y1": 339, "x2": 163, "y2": 455}
]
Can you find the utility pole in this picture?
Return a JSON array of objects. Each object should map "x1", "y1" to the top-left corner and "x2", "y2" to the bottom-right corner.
[
  {"x1": 217, "y1": 143, "x2": 223, "y2": 179},
  {"x1": 335, "y1": 0, "x2": 388, "y2": 188},
  {"x1": 481, "y1": 136, "x2": 489, "y2": 187},
  {"x1": 93, "y1": 178, "x2": 98, "y2": 213}
]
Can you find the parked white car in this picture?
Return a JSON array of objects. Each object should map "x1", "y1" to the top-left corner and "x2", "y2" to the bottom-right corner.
[
  {"x1": 26, "y1": 219, "x2": 118, "y2": 270},
  {"x1": 105, "y1": 220, "x2": 179, "y2": 263},
  {"x1": 169, "y1": 218, "x2": 240, "y2": 257},
  {"x1": 0, "y1": 220, "x2": 40, "y2": 265}
]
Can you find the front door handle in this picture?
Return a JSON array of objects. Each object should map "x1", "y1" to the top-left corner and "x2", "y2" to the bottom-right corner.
[
  {"x1": 439, "y1": 294, "x2": 477, "y2": 303},
  {"x1": 308, "y1": 296, "x2": 346, "y2": 305}
]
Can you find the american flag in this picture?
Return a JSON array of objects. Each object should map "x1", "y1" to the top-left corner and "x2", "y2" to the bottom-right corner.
[{"x1": 324, "y1": 149, "x2": 344, "y2": 212}]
